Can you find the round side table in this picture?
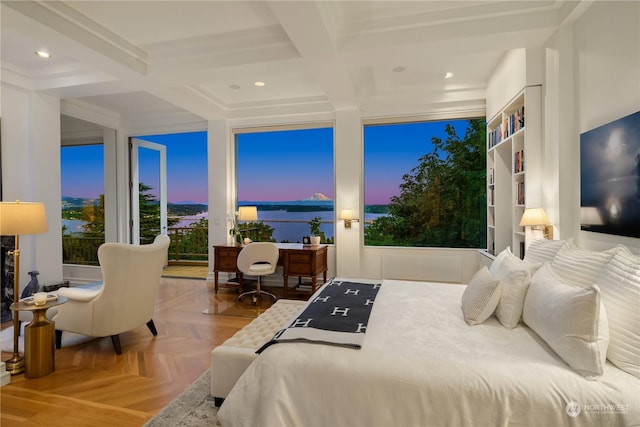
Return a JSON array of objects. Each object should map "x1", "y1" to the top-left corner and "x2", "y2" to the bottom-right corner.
[{"x1": 11, "y1": 296, "x2": 67, "y2": 378}]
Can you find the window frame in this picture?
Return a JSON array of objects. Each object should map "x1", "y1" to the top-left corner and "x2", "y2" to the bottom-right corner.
[
  {"x1": 232, "y1": 122, "x2": 336, "y2": 244},
  {"x1": 362, "y1": 114, "x2": 487, "y2": 249}
]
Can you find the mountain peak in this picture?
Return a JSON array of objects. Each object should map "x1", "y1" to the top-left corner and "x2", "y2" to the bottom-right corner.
[{"x1": 303, "y1": 192, "x2": 331, "y2": 201}]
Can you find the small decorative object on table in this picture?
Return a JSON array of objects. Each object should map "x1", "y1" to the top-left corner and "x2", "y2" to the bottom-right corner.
[
  {"x1": 20, "y1": 270, "x2": 40, "y2": 299},
  {"x1": 308, "y1": 217, "x2": 322, "y2": 245},
  {"x1": 32, "y1": 292, "x2": 48, "y2": 306},
  {"x1": 228, "y1": 211, "x2": 243, "y2": 244},
  {"x1": 302, "y1": 236, "x2": 311, "y2": 245}
]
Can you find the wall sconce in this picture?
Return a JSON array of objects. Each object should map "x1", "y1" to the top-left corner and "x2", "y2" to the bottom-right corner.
[
  {"x1": 339, "y1": 209, "x2": 359, "y2": 228},
  {"x1": 519, "y1": 208, "x2": 553, "y2": 240}
]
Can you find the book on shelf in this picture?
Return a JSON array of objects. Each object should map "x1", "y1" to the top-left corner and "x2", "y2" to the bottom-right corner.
[
  {"x1": 516, "y1": 181, "x2": 525, "y2": 205},
  {"x1": 488, "y1": 168, "x2": 495, "y2": 184},
  {"x1": 514, "y1": 150, "x2": 525, "y2": 173},
  {"x1": 488, "y1": 106, "x2": 525, "y2": 149}
]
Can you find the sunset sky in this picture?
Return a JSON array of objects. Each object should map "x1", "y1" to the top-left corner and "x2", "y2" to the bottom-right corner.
[{"x1": 61, "y1": 120, "x2": 472, "y2": 205}]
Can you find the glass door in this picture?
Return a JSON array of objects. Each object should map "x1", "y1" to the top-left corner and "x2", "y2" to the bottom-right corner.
[{"x1": 131, "y1": 138, "x2": 167, "y2": 244}]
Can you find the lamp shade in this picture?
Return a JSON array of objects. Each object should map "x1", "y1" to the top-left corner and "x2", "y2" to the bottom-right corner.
[
  {"x1": 237, "y1": 206, "x2": 258, "y2": 222},
  {"x1": 0, "y1": 201, "x2": 48, "y2": 235},
  {"x1": 519, "y1": 208, "x2": 549, "y2": 227},
  {"x1": 339, "y1": 209, "x2": 356, "y2": 220}
]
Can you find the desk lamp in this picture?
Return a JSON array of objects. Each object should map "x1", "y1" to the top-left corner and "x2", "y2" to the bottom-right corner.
[{"x1": 237, "y1": 206, "x2": 258, "y2": 242}]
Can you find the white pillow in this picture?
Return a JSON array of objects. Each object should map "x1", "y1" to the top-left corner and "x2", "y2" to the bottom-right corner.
[
  {"x1": 596, "y1": 247, "x2": 640, "y2": 378},
  {"x1": 462, "y1": 266, "x2": 502, "y2": 326},
  {"x1": 523, "y1": 263, "x2": 609, "y2": 379},
  {"x1": 523, "y1": 238, "x2": 567, "y2": 264},
  {"x1": 551, "y1": 246, "x2": 618, "y2": 287},
  {"x1": 489, "y1": 247, "x2": 512, "y2": 277},
  {"x1": 493, "y1": 255, "x2": 540, "y2": 329}
]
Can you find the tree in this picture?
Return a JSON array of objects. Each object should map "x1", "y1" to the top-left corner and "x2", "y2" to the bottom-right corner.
[
  {"x1": 82, "y1": 195, "x2": 105, "y2": 237},
  {"x1": 365, "y1": 118, "x2": 486, "y2": 248},
  {"x1": 138, "y1": 183, "x2": 180, "y2": 244}
]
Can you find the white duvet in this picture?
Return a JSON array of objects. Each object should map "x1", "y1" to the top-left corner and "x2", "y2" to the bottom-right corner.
[{"x1": 218, "y1": 279, "x2": 640, "y2": 427}]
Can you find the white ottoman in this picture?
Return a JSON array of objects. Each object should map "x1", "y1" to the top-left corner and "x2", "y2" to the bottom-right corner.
[{"x1": 211, "y1": 299, "x2": 305, "y2": 406}]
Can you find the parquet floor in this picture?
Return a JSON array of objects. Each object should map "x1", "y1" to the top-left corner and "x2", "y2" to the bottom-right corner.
[{"x1": 0, "y1": 278, "x2": 260, "y2": 427}]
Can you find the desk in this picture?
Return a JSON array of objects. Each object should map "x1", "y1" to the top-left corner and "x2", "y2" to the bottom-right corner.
[
  {"x1": 11, "y1": 297, "x2": 67, "y2": 378},
  {"x1": 213, "y1": 243, "x2": 328, "y2": 297}
]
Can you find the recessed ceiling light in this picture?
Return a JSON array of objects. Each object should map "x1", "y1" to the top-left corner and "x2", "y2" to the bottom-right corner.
[
  {"x1": 393, "y1": 66, "x2": 406, "y2": 73},
  {"x1": 444, "y1": 72, "x2": 454, "y2": 79},
  {"x1": 254, "y1": 81, "x2": 265, "y2": 87},
  {"x1": 230, "y1": 84, "x2": 241, "y2": 89},
  {"x1": 35, "y1": 50, "x2": 52, "y2": 59}
]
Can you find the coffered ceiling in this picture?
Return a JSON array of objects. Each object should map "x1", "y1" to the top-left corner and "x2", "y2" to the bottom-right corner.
[{"x1": 1, "y1": 1, "x2": 582, "y2": 128}]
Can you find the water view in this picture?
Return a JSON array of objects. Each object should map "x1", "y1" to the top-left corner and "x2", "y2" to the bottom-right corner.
[{"x1": 63, "y1": 200, "x2": 387, "y2": 244}]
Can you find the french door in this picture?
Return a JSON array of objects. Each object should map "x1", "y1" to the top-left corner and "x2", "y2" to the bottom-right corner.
[{"x1": 130, "y1": 138, "x2": 167, "y2": 244}]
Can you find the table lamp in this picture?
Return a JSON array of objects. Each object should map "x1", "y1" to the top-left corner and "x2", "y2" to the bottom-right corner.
[
  {"x1": 0, "y1": 200, "x2": 48, "y2": 375},
  {"x1": 237, "y1": 206, "x2": 258, "y2": 242}
]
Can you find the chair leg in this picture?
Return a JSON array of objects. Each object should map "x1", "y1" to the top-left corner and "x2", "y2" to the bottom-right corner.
[
  {"x1": 55, "y1": 330, "x2": 62, "y2": 349},
  {"x1": 110, "y1": 335, "x2": 122, "y2": 355},
  {"x1": 238, "y1": 275, "x2": 277, "y2": 306},
  {"x1": 146, "y1": 319, "x2": 158, "y2": 336}
]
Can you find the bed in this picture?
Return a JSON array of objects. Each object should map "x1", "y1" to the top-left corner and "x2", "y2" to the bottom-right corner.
[{"x1": 217, "y1": 242, "x2": 640, "y2": 427}]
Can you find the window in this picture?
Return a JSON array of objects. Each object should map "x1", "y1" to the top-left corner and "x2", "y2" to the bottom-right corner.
[
  {"x1": 235, "y1": 125, "x2": 334, "y2": 243},
  {"x1": 61, "y1": 144, "x2": 105, "y2": 265},
  {"x1": 364, "y1": 118, "x2": 486, "y2": 248}
]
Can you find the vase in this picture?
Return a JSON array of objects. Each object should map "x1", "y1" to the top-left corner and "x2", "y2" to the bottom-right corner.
[{"x1": 310, "y1": 236, "x2": 321, "y2": 245}]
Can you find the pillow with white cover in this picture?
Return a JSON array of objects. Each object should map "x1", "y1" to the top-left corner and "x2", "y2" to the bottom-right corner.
[
  {"x1": 595, "y1": 246, "x2": 640, "y2": 378},
  {"x1": 489, "y1": 247, "x2": 517, "y2": 277},
  {"x1": 523, "y1": 238, "x2": 567, "y2": 264},
  {"x1": 461, "y1": 266, "x2": 501, "y2": 326},
  {"x1": 523, "y1": 263, "x2": 609, "y2": 379},
  {"x1": 491, "y1": 251, "x2": 541, "y2": 329},
  {"x1": 551, "y1": 245, "x2": 618, "y2": 288}
]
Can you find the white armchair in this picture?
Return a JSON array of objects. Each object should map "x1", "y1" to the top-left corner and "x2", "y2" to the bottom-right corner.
[{"x1": 53, "y1": 235, "x2": 170, "y2": 355}]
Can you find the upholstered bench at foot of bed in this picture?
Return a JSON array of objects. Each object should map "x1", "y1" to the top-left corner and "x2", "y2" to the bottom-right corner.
[{"x1": 211, "y1": 299, "x2": 305, "y2": 406}]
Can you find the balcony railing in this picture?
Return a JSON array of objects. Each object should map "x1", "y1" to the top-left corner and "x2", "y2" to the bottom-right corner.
[
  {"x1": 62, "y1": 218, "x2": 370, "y2": 266},
  {"x1": 62, "y1": 236, "x2": 103, "y2": 266},
  {"x1": 167, "y1": 227, "x2": 208, "y2": 263}
]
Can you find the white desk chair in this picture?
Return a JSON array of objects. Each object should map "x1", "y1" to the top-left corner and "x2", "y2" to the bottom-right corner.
[{"x1": 237, "y1": 242, "x2": 279, "y2": 306}]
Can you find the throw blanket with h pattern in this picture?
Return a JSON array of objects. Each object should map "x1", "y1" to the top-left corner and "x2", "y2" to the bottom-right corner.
[{"x1": 257, "y1": 279, "x2": 382, "y2": 353}]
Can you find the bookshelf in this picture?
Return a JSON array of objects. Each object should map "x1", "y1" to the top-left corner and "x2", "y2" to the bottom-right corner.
[{"x1": 486, "y1": 86, "x2": 541, "y2": 259}]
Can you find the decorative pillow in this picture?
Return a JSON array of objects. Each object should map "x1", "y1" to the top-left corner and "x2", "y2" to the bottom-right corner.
[
  {"x1": 523, "y1": 263, "x2": 609, "y2": 379},
  {"x1": 596, "y1": 247, "x2": 640, "y2": 378},
  {"x1": 489, "y1": 247, "x2": 516, "y2": 278},
  {"x1": 493, "y1": 255, "x2": 540, "y2": 329},
  {"x1": 551, "y1": 246, "x2": 618, "y2": 288},
  {"x1": 461, "y1": 266, "x2": 502, "y2": 326},
  {"x1": 523, "y1": 238, "x2": 567, "y2": 264}
]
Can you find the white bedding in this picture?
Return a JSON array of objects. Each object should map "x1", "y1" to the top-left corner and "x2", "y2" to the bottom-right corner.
[{"x1": 218, "y1": 279, "x2": 640, "y2": 427}]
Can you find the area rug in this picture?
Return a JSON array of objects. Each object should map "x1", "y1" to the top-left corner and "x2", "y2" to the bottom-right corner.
[{"x1": 143, "y1": 369, "x2": 221, "y2": 426}]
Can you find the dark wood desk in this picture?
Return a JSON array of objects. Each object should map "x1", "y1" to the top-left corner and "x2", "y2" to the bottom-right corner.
[{"x1": 213, "y1": 243, "x2": 328, "y2": 297}]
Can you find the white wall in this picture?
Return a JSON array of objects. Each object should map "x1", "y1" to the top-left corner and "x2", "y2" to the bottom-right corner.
[
  {"x1": 1, "y1": 83, "x2": 63, "y2": 289},
  {"x1": 572, "y1": 1, "x2": 640, "y2": 252},
  {"x1": 544, "y1": 1, "x2": 640, "y2": 252}
]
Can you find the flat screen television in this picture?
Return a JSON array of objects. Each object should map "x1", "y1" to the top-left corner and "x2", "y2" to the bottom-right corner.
[{"x1": 580, "y1": 110, "x2": 640, "y2": 238}]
